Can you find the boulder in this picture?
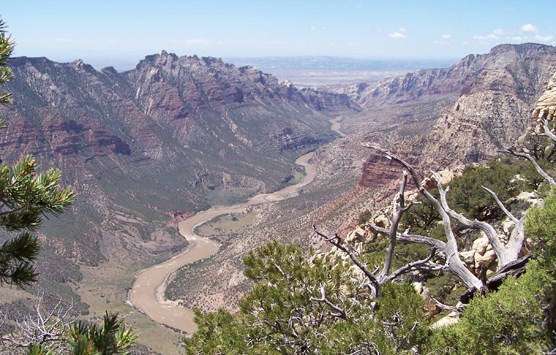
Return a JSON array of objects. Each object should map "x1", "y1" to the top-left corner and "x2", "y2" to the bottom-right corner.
[
  {"x1": 431, "y1": 311, "x2": 460, "y2": 329},
  {"x1": 472, "y1": 235, "x2": 489, "y2": 255},
  {"x1": 474, "y1": 249, "x2": 496, "y2": 269},
  {"x1": 345, "y1": 226, "x2": 369, "y2": 243},
  {"x1": 460, "y1": 250, "x2": 476, "y2": 265}
]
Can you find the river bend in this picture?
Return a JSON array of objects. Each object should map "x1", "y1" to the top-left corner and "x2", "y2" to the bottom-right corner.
[{"x1": 128, "y1": 152, "x2": 317, "y2": 333}]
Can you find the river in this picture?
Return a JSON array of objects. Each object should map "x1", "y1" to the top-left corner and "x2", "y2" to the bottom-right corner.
[{"x1": 127, "y1": 151, "x2": 318, "y2": 333}]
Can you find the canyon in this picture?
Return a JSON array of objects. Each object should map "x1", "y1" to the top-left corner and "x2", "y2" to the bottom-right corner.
[
  {"x1": 128, "y1": 151, "x2": 317, "y2": 333},
  {"x1": 0, "y1": 43, "x2": 555, "y2": 353}
]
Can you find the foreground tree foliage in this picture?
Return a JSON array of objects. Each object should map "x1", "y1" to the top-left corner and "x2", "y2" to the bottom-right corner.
[
  {"x1": 185, "y1": 241, "x2": 428, "y2": 354},
  {"x1": 14, "y1": 310, "x2": 138, "y2": 355},
  {"x1": 186, "y1": 120, "x2": 556, "y2": 353},
  {"x1": 0, "y1": 19, "x2": 76, "y2": 287},
  {"x1": 427, "y1": 261, "x2": 554, "y2": 354},
  {"x1": 0, "y1": 18, "x2": 138, "y2": 354},
  {"x1": 0, "y1": 155, "x2": 76, "y2": 286},
  {"x1": 66, "y1": 312, "x2": 138, "y2": 355}
]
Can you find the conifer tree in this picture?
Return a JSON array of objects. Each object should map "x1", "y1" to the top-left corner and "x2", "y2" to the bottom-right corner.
[{"x1": 0, "y1": 18, "x2": 75, "y2": 287}]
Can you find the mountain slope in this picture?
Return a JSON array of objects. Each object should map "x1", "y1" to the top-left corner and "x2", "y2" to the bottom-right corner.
[
  {"x1": 348, "y1": 43, "x2": 556, "y2": 186},
  {"x1": 0, "y1": 52, "x2": 357, "y2": 317}
]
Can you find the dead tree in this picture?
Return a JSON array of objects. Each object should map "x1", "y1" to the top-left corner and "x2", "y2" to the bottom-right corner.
[
  {"x1": 362, "y1": 145, "x2": 486, "y2": 292},
  {"x1": 507, "y1": 118, "x2": 556, "y2": 187},
  {"x1": 314, "y1": 140, "x2": 544, "y2": 300},
  {"x1": 313, "y1": 117, "x2": 556, "y2": 305},
  {"x1": 0, "y1": 295, "x2": 74, "y2": 353},
  {"x1": 313, "y1": 168, "x2": 446, "y2": 298}
]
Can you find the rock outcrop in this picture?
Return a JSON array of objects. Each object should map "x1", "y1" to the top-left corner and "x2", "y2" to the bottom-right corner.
[
  {"x1": 419, "y1": 45, "x2": 556, "y2": 168},
  {"x1": 355, "y1": 43, "x2": 556, "y2": 181},
  {"x1": 532, "y1": 70, "x2": 556, "y2": 121}
]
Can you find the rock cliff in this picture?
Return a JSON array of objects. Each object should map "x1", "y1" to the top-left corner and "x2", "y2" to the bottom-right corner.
[
  {"x1": 532, "y1": 69, "x2": 556, "y2": 121},
  {"x1": 420, "y1": 43, "x2": 556, "y2": 168},
  {"x1": 0, "y1": 52, "x2": 357, "y2": 306},
  {"x1": 354, "y1": 43, "x2": 556, "y2": 184}
]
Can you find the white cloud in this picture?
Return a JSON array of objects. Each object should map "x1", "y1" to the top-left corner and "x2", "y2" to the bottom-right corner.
[
  {"x1": 55, "y1": 38, "x2": 80, "y2": 43},
  {"x1": 185, "y1": 39, "x2": 210, "y2": 45},
  {"x1": 441, "y1": 34, "x2": 452, "y2": 39},
  {"x1": 521, "y1": 23, "x2": 539, "y2": 33},
  {"x1": 473, "y1": 33, "x2": 499, "y2": 41},
  {"x1": 535, "y1": 34, "x2": 554, "y2": 41},
  {"x1": 470, "y1": 23, "x2": 553, "y2": 45},
  {"x1": 388, "y1": 28, "x2": 407, "y2": 39},
  {"x1": 310, "y1": 26, "x2": 327, "y2": 31},
  {"x1": 388, "y1": 32, "x2": 406, "y2": 39},
  {"x1": 508, "y1": 36, "x2": 529, "y2": 41}
]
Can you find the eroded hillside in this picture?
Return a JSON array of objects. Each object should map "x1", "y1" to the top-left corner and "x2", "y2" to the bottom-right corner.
[
  {"x1": 0, "y1": 52, "x2": 357, "y2": 338},
  {"x1": 164, "y1": 44, "x2": 556, "y2": 322}
]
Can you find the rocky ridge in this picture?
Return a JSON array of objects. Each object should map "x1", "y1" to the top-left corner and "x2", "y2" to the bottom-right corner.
[
  {"x1": 333, "y1": 44, "x2": 556, "y2": 329},
  {"x1": 0, "y1": 52, "x2": 357, "y2": 315},
  {"x1": 353, "y1": 43, "x2": 556, "y2": 184},
  {"x1": 532, "y1": 69, "x2": 556, "y2": 121}
]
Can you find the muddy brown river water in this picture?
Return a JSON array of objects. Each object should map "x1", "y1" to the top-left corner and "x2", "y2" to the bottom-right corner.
[{"x1": 128, "y1": 152, "x2": 317, "y2": 333}]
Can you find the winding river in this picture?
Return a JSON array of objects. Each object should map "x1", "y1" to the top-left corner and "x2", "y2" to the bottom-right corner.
[{"x1": 128, "y1": 152, "x2": 318, "y2": 333}]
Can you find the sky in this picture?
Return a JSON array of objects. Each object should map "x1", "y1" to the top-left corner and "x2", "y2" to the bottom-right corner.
[{"x1": 1, "y1": 0, "x2": 555, "y2": 69}]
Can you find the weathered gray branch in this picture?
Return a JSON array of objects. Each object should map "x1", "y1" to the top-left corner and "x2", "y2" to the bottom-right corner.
[
  {"x1": 368, "y1": 224, "x2": 446, "y2": 250},
  {"x1": 486, "y1": 254, "x2": 530, "y2": 290},
  {"x1": 506, "y1": 147, "x2": 556, "y2": 186},
  {"x1": 506, "y1": 216, "x2": 526, "y2": 254},
  {"x1": 542, "y1": 119, "x2": 556, "y2": 143},
  {"x1": 362, "y1": 144, "x2": 485, "y2": 291},
  {"x1": 379, "y1": 171, "x2": 409, "y2": 283},
  {"x1": 431, "y1": 297, "x2": 459, "y2": 312},
  {"x1": 388, "y1": 248, "x2": 442, "y2": 282},
  {"x1": 481, "y1": 185, "x2": 526, "y2": 262},
  {"x1": 433, "y1": 172, "x2": 519, "y2": 268},
  {"x1": 310, "y1": 286, "x2": 347, "y2": 319},
  {"x1": 313, "y1": 224, "x2": 381, "y2": 297},
  {"x1": 0, "y1": 295, "x2": 73, "y2": 352},
  {"x1": 481, "y1": 185, "x2": 519, "y2": 224}
]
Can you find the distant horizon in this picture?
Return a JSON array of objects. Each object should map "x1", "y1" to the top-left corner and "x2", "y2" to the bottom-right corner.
[
  {"x1": 2, "y1": 0, "x2": 555, "y2": 68},
  {"x1": 8, "y1": 51, "x2": 461, "y2": 73}
]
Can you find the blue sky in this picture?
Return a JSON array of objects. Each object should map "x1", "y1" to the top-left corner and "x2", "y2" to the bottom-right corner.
[{"x1": 1, "y1": 0, "x2": 555, "y2": 68}]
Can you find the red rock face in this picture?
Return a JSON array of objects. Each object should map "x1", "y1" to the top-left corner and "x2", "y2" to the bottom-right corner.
[
  {"x1": 0, "y1": 53, "x2": 358, "y2": 275},
  {"x1": 358, "y1": 153, "x2": 403, "y2": 188}
]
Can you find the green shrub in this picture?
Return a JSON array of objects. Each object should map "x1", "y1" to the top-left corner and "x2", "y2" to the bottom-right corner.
[{"x1": 426, "y1": 261, "x2": 554, "y2": 354}]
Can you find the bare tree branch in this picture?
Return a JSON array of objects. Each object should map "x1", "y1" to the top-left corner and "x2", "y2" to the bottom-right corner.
[
  {"x1": 486, "y1": 254, "x2": 530, "y2": 290},
  {"x1": 432, "y1": 172, "x2": 517, "y2": 268},
  {"x1": 430, "y1": 297, "x2": 460, "y2": 312},
  {"x1": 362, "y1": 144, "x2": 485, "y2": 291},
  {"x1": 368, "y1": 224, "x2": 446, "y2": 250},
  {"x1": 542, "y1": 119, "x2": 556, "y2": 143},
  {"x1": 0, "y1": 294, "x2": 74, "y2": 352},
  {"x1": 387, "y1": 248, "x2": 443, "y2": 282},
  {"x1": 481, "y1": 185, "x2": 519, "y2": 224},
  {"x1": 506, "y1": 147, "x2": 556, "y2": 186},
  {"x1": 379, "y1": 171, "x2": 409, "y2": 283},
  {"x1": 313, "y1": 225, "x2": 381, "y2": 297},
  {"x1": 310, "y1": 286, "x2": 347, "y2": 319},
  {"x1": 506, "y1": 217, "x2": 526, "y2": 255}
]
